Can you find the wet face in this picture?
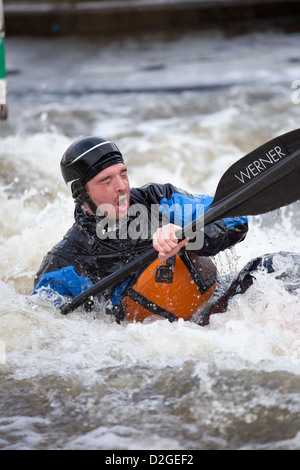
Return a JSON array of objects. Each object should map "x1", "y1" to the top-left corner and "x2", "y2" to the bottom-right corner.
[{"x1": 85, "y1": 163, "x2": 130, "y2": 220}]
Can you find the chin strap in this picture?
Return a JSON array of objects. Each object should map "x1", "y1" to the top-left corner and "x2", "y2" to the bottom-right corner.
[{"x1": 74, "y1": 186, "x2": 98, "y2": 216}]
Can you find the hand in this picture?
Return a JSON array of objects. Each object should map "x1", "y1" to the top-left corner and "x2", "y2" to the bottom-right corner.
[{"x1": 152, "y1": 223, "x2": 189, "y2": 261}]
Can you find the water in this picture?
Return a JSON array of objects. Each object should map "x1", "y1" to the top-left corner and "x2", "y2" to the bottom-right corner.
[{"x1": 1, "y1": 29, "x2": 300, "y2": 450}]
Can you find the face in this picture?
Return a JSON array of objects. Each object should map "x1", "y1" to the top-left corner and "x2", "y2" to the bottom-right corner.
[{"x1": 85, "y1": 163, "x2": 130, "y2": 220}]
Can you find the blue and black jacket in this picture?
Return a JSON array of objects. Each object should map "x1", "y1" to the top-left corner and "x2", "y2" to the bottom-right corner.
[{"x1": 33, "y1": 183, "x2": 248, "y2": 317}]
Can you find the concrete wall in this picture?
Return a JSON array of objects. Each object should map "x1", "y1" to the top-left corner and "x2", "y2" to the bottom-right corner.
[{"x1": 3, "y1": 0, "x2": 300, "y2": 36}]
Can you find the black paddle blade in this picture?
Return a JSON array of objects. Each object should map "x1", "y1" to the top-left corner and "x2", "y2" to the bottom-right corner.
[
  {"x1": 180, "y1": 128, "x2": 300, "y2": 238},
  {"x1": 212, "y1": 129, "x2": 300, "y2": 217}
]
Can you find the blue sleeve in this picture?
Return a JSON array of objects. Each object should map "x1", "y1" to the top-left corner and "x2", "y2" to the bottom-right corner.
[
  {"x1": 158, "y1": 192, "x2": 247, "y2": 228},
  {"x1": 159, "y1": 192, "x2": 213, "y2": 226},
  {"x1": 32, "y1": 265, "x2": 94, "y2": 306},
  {"x1": 158, "y1": 191, "x2": 248, "y2": 256}
]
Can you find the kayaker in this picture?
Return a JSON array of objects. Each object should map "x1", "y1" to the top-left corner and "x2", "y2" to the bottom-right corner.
[{"x1": 33, "y1": 135, "x2": 286, "y2": 325}]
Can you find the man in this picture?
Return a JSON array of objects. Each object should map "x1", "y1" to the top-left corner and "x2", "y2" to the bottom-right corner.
[{"x1": 33, "y1": 135, "x2": 251, "y2": 324}]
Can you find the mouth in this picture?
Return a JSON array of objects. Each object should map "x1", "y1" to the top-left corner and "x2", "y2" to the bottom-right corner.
[{"x1": 116, "y1": 195, "x2": 129, "y2": 213}]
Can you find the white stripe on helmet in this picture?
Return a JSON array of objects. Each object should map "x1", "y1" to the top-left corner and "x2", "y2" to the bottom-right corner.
[{"x1": 71, "y1": 140, "x2": 111, "y2": 164}]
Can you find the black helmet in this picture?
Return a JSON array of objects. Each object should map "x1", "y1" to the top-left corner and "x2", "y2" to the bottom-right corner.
[{"x1": 61, "y1": 136, "x2": 124, "y2": 199}]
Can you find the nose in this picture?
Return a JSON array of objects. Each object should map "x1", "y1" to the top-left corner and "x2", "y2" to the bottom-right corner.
[{"x1": 115, "y1": 175, "x2": 127, "y2": 192}]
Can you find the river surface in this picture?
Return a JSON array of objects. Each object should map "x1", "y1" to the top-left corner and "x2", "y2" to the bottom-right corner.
[{"x1": 0, "y1": 29, "x2": 300, "y2": 450}]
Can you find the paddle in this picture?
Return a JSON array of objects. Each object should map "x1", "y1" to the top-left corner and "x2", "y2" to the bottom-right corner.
[{"x1": 60, "y1": 128, "x2": 300, "y2": 315}]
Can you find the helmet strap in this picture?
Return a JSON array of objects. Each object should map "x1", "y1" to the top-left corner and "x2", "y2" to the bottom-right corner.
[{"x1": 74, "y1": 186, "x2": 98, "y2": 216}]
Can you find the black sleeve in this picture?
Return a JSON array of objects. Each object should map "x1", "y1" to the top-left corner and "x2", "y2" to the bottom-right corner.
[{"x1": 197, "y1": 219, "x2": 248, "y2": 257}]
